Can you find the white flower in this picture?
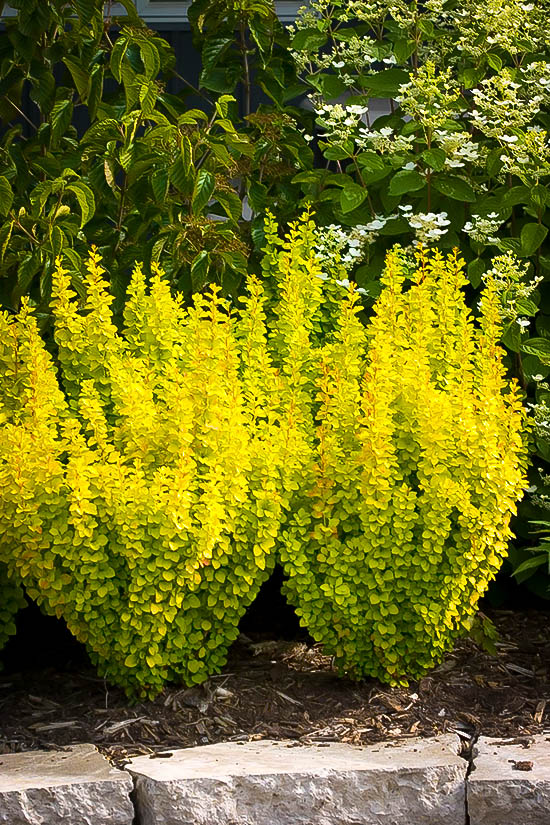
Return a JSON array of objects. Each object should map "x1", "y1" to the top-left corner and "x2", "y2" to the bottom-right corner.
[
  {"x1": 532, "y1": 374, "x2": 544, "y2": 382},
  {"x1": 516, "y1": 318, "x2": 530, "y2": 328},
  {"x1": 336, "y1": 278, "x2": 351, "y2": 288},
  {"x1": 402, "y1": 162, "x2": 416, "y2": 171},
  {"x1": 501, "y1": 134, "x2": 519, "y2": 143},
  {"x1": 333, "y1": 61, "x2": 345, "y2": 68}
]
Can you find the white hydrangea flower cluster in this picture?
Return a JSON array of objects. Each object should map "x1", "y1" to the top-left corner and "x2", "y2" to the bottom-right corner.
[
  {"x1": 433, "y1": 129, "x2": 483, "y2": 169},
  {"x1": 396, "y1": 62, "x2": 459, "y2": 132},
  {"x1": 314, "y1": 103, "x2": 368, "y2": 145},
  {"x1": 463, "y1": 212, "x2": 503, "y2": 244},
  {"x1": 528, "y1": 402, "x2": 550, "y2": 457},
  {"x1": 454, "y1": 0, "x2": 548, "y2": 58},
  {"x1": 498, "y1": 129, "x2": 550, "y2": 185},
  {"x1": 469, "y1": 72, "x2": 542, "y2": 138},
  {"x1": 482, "y1": 252, "x2": 542, "y2": 323},
  {"x1": 398, "y1": 205, "x2": 451, "y2": 244},
  {"x1": 519, "y1": 61, "x2": 550, "y2": 106},
  {"x1": 314, "y1": 219, "x2": 397, "y2": 274},
  {"x1": 332, "y1": 39, "x2": 396, "y2": 78},
  {"x1": 356, "y1": 125, "x2": 415, "y2": 154}
]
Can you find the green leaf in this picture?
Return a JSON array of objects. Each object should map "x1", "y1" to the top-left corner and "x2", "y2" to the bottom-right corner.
[
  {"x1": 520, "y1": 223, "x2": 548, "y2": 257},
  {"x1": 291, "y1": 27, "x2": 327, "y2": 51},
  {"x1": 215, "y1": 93, "x2": 236, "y2": 119},
  {"x1": 216, "y1": 190, "x2": 242, "y2": 223},
  {"x1": 362, "y1": 68, "x2": 409, "y2": 97},
  {"x1": 66, "y1": 181, "x2": 95, "y2": 227},
  {"x1": 486, "y1": 52, "x2": 503, "y2": 72},
  {"x1": 50, "y1": 98, "x2": 73, "y2": 146},
  {"x1": 340, "y1": 183, "x2": 367, "y2": 213},
  {"x1": 190, "y1": 250, "x2": 210, "y2": 290},
  {"x1": 169, "y1": 158, "x2": 191, "y2": 192},
  {"x1": 0, "y1": 220, "x2": 13, "y2": 262},
  {"x1": 389, "y1": 169, "x2": 425, "y2": 196},
  {"x1": 513, "y1": 553, "x2": 548, "y2": 579},
  {"x1": 501, "y1": 185, "x2": 531, "y2": 207},
  {"x1": 521, "y1": 337, "x2": 550, "y2": 364},
  {"x1": 111, "y1": 37, "x2": 129, "y2": 84},
  {"x1": 73, "y1": 0, "x2": 95, "y2": 22},
  {"x1": 421, "y1": 148, "x2": 446, "y2": 172},
  {"x1": 312, "y1": 73, "x2": 347, "y2": 99},
  {"x1": 14, "y1": 251, "x2": 41, "y2": 300},
  {"x1": 501, "y1": 320, "x2": 522, "y2": 353},
  {"x1": 467, "y1": 258, "x2": 485, "y2": 288},
  {"x1": 0, "y1": 176, "x2": 14, "y2": 217},
  {"x1": 247, "y1": 180, "x2": 267, "y2": 213},
  {"x1": 392, "y1": 39, "x2": 416, "y2": 63},
  {"x1": 432, "y1": 175, "x2": 476, "y2": 202},
  {"x1": 219, "y1": 249, "x2": 248, "y2": 276},
  {"x1": 192, "y1": 170, "x2": 215, "y2": 215},
  {"x1": 138, "y1": 38, "x2": 161, "y2": 80},
  {"x1": 202, "y1": 37, "x2": 233, "y2": 71},
  {"x1": 322, "y1": 142, "x2": 354, "y2": 160},
  {"x1": 151, "y1": 168, "x2": 168, "y2": 202},
  {"x1": 356, "y1": 152, "x2": 386, "y2": 174},
  {"x1": 139, "y1": 80, "x2": 157, "y2": 116},
  {"x1": 63, "y1": 57, "x2": 89, "y2": 100},
  {"x1": 181, "y1": 135, "x2": 193, "y2": 176}
]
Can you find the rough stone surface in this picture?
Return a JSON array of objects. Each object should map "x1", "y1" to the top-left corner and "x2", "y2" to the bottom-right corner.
[
  {"x1": 0, "y1": 743, "x2": 134, "y2": 825},
  {"x1": 128, "y1": 735, "x2": 467, "y2": 825},
  {"x1": 468, "y1": 734, "x2": 550, "y2": 825}
]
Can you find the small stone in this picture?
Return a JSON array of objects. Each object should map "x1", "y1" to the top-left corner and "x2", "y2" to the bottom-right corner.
[
  {"x1": 468, "y1": 735, "x2": 550, "y2": 825},
  {"x1": 0, "y1": 744, "x2": 134, "y2": 825},
  {"x1": 128, "y1": 735, "x2": 466, "y2": 825}
]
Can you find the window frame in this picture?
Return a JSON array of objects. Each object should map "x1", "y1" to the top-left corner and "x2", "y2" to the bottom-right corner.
[
  {"x1": 130, "y1": 1, "x2": 301, "y2": 22},
  {"x1": 2, "y1": 2, "x2": 302, "y2": 23}
]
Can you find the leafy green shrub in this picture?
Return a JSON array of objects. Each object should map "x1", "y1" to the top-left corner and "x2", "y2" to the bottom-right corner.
[
  {"x1": 0, "y1": 250, "x2": 288, "y2": 698},
  {"x1": 0, "y1": 564, "x2": 25, "y2": 662},
  {"x1": 0, "y1": 0, "x2": 309, "y2": 311},
  {"x1": 264, "y1": 217, "x2": 529, "y2": 684}
]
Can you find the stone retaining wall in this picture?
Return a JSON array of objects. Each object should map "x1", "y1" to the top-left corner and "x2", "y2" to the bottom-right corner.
[{"x1": 1, "y1": 734, "x2": 548, "y2": 824}]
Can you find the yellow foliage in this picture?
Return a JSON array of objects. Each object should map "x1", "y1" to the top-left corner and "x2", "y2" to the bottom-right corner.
[
  {"x1": 0, "y1": 220, "x2": 530, "y2": 691},
  {"x1": 0, "y1": 250, "x2": 286, "y2": 698},
  {"x1": 270, "y1": 224, "x2": 529, "y2": 684}
]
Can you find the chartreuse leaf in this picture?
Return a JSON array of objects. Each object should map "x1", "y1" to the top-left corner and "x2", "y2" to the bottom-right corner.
[
  {"x1": 0, "y1": 176, "x2": 14, "y2": 216},
  {"x1": 192, "y1": 170, "x2": 215, "y2": 215},
  {"x1": 66, "y1": 182, "x2": 95, "y2": 227}
]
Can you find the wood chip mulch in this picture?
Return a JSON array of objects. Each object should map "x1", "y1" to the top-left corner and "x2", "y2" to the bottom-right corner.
[{"x1": 0, "y1": 610, "x2": 548, "y2": 768}]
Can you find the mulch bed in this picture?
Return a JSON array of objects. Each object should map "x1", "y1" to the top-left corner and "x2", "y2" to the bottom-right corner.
[{"x1": 0, "y1": 610, "x2": 548, "y2": 768}]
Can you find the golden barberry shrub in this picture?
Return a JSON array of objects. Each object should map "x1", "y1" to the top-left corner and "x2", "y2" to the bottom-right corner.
[
  {"x1": 0, "y1": 251, "x2": 286, "y2": 698},
  {"x1": 267, "y1": 218, "x2": 529, "y2": 684}
]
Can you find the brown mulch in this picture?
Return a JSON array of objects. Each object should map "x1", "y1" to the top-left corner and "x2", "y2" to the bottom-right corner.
[{"x1": 0, "y1": 610, "x2": 548, "y2": 768}]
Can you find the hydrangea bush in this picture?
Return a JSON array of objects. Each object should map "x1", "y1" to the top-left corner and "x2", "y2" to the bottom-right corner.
[{"x1": 288, "y1": 0, "x2": 550, "y2": 338}]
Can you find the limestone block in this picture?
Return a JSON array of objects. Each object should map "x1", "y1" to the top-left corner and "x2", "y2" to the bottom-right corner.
[
  {"x1": 128, "y1": 735, "x2": 466, "y2": 825},
  {"x1": 0, "y1": 743, "x2": 134, "y2": 825},
  {"x1": 468, "y1": 734, "x2": 550, "y2": 825}
]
